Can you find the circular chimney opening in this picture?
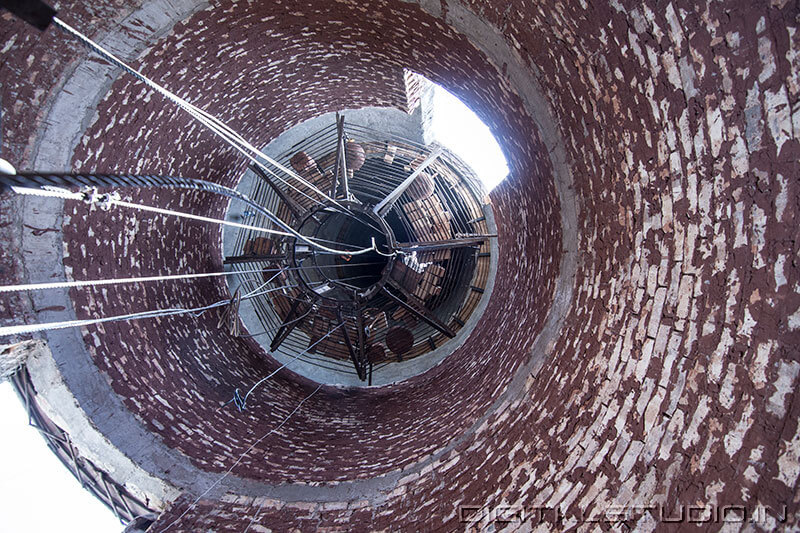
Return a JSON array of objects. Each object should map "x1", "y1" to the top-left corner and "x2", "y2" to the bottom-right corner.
[
  {"x1": 293, "y1": 203, "x2": 395, "y2": 302},
  {"x1": 222, "y1": 109, "x2": 501, "y2": 387}
]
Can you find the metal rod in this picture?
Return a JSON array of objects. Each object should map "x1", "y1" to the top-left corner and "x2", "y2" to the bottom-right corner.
[
  {"x1": 330, "y1": 114, "x2": 343, "y2": 198},
  {"x1": 250, "y1": 163, "x2": 304, "y2": 220},
  {"x1": 337, "y1": 307, "x2": 366, "y2": 381},
  {"x1": 394, "y1": 235, "x2": 494, "y2": 253},
  {"x1": 339, "y1": 123, "x2": 349, "y2": 200},
  {"x1": 373, "y1": 145, "x2": 443, "y2": 217},
  {"x1": 99, "y1": 474, "x2": 122, "y2": 521},
  {"x1": 383, "y1": 282, "x2": 455, "y2": 338},
  {"x1": 270, "y1": 298, "x2": 307, "y2": 352},
  {"x1": 66, "y1": 439, "x2": 86, "y2": 488},
  {"x1": 357, "y1": 305, "x2": 367, "y2": 376},
  {"x1": 113, "y1": 478, "x2": 135, "y2": 519}
]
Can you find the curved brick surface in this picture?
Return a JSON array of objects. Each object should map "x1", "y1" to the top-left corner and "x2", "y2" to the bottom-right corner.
[{"x1": 1, "y1": 0, "x2": 798, "y2": 531}]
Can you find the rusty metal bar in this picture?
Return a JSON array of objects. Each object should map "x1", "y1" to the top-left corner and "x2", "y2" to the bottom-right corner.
[
  {"x1": 373, "y1": 145, "x2": 443, "y2": 217},
  {"x1": 394, "y1": 235, "x2": 494, "y2": 253},
  {"x1": 337, "y1": 307, "x2": 366, "y2": 381},
  {"x1": 357, "y1": 305, "x2": 367, "y2": 376},
  {"x1": 270, "y1": 298, "x2": 306, "y2": 352},
  {"x1": 383, "y1": 281, "x2": 455, "y2": 338},
  {"x1": 250, "y1": 163, "x2": 303, "y2": 219},
  {"x1": 99, "y1": 474, "x2": 122, "y2": 521},
  {"x1": 223, "y1": 253, "x2": 286, "y2": 265},
  {"x1": 330, "y1": 114, "x2": 344, "y2": 199}
]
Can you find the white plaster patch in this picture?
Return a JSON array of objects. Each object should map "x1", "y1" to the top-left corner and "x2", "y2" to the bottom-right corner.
[
  {"x1": 777, "y1": 422, "x2": 800, "y2": 489},
  {"x1": 724, "y1": 397, "x2": 753, "y2": 458},
  {"x1": 764, "y1": 86, "x2": 791, "y2": 154},
  {"x1": 706, "y1": 100, "x2": 724, "y2": 157},
  {"x1": 745, "y1": 81, "x2": 764, "y2": 151},
  {"x1": 750, "y1": 204, "x2": 767, "y2": 269},
  {"x1": 775, "y1": 173, "x2": 788, "y2": 222},
  {"x1": 789, "y1": 307, "x2": 800, "y2": 331},
  {"x1": 751, "y1": 341, "x2": 774, "y2": 389},
  {"x1": 774, "y1": 254, "x2": 787, "y2": 289},
  {"x1": 758, "y1": 36, "x2": 776, "y2": 82},
  {"x1": 709, "y1": 329, "x2": 733, "y2": 383},
  {"x1": 729, "y1": 128, "x2": 749, "y2": 176},
  {"x1": 767, "y1": 361, "x2": 800, "y2": 418},
  {"x1": 682, "y1": 396, "x2": 710, "y2": 448}
]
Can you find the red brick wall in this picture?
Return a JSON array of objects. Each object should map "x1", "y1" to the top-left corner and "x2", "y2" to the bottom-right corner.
[{"x1": 1, "y1": 0, "x2": 798, "y2": 530}]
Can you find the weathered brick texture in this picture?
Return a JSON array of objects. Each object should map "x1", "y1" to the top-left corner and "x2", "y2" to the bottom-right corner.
[{"x1": 1, "y1": 0, "x2": 798, "y2": 531}]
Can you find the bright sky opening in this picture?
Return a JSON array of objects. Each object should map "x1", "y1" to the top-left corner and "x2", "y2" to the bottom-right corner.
[
  {"x1": 428, "y1": 83, "x2": 510, "y2": 192},
  {"x1": 0, "y1": 381, "x2": 122, "y2": 533}
]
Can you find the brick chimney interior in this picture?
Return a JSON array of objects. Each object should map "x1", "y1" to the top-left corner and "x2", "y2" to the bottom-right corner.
[{"x1": 1, "y1": 0, "x2": 798, "y2": 530}]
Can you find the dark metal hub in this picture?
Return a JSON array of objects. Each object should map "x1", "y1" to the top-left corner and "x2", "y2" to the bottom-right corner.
[
  {"x1": 291, "y1": 202, "x2": 396, "y2": 304},
  {"x1": 212, "y1": 114, "x2": 498, "y2": 384}
]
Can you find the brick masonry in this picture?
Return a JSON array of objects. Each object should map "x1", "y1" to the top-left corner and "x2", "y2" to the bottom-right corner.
[{"x1": 0, "y1": 0, "x2": 798, "y2": 531}]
